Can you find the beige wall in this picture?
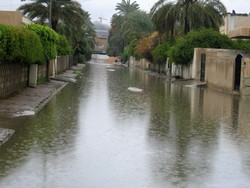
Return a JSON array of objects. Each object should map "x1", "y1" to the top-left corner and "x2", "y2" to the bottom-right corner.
[
  {"x1": 129, "y1": 57, "x2": 150, "y2": 70},
  {"x1": 220, "y1": 13, "x2": 250, "y2": 38},
  {"x1": 193, "y1": 48, "x2": 250, "y2": 94},
  {"x1": 0, "y1": 11, "x2": 24, "y2": 26}
]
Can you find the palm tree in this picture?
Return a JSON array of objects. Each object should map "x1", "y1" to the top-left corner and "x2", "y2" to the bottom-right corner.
[
  {"x1": 18, "y1": 0, "x2": 95, "y2": 61},
  {"x1": 150, "y1": 0, "x2": 227, "y2": 36},
  {"x1": 18, "y1": 0, "x2": 86, "y2": 32},
  {"x1": 115, "y1": 0, "x2": 140, "y2": 15},
  {"x1": 150, "y1": 3, "x2": 176, "y2": 37},
  {"x1": 108, "y1": 14, "x2": 124, "y2": 56},
  {"x1": 121, "y1": 11, "x2": 155, "y2": 44}
]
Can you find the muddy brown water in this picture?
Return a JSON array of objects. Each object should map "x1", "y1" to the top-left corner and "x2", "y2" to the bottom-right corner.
[{"x1": 0, "y1": 61, "x2": 250, "y2": 188}]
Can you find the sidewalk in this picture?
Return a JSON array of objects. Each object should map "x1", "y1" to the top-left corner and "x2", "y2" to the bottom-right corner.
[
  {"x1": 0, "y1": 64, "x2": 84, "y2": 118},
  {"x1": 0, "y1": 64, "x2": 84, "y2": 146}
]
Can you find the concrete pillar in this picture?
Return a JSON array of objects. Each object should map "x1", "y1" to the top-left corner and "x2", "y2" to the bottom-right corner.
[{"x1": 29, "y1": 64, "x2": 38, "y2": 87}]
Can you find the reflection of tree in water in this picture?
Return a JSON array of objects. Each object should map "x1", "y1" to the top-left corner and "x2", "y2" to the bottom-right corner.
[
  {"x1": 147, "y1": 86, "x2": 221, "y2": 186},
  {"x1": 147, "y1": 81, "x2": 171, "y2": 137},
  {"x1": 0, "y1": 75, "x2": 88, "y2": 178}
]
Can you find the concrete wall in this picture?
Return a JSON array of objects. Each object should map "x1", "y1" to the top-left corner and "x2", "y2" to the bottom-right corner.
[
  {"x1": 242, "y1": 58, "x2": 250, "y2": 96},
  {"x1": 193, "y1": 48, "x2": 250, "y2": 94},
  {"x1": 56, "y1": 55, "x2": 70, "y2": 74},
  {"x1": 0, "y1": 62, "x2": 28, "y2": 98},
  {"x1": 0, "y1": 11, "x2": 31, "y2": 26},
  {"x1": 0, "y1": 55, "x2": 70, "y2": 98},
  {"x1": 129, "y1": 57, "x2": 150, "y2": 70},
  {"x1": 38, "y1": 64, "x2": 47, "y2": 79}
]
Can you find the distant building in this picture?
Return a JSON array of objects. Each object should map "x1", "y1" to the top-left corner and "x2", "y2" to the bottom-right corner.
[
  {"x1": 0, "y1": 11, "x2": 32, "y2": 26},
  {"x1": 93, "y1": 21, "x2": 109, "y2": 54},
  {"x1": 220, "y1": 11, "x2": 250, "y2": 39}
]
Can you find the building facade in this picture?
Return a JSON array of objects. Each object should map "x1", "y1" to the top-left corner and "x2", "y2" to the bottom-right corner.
[
  {"x1": 220, "y1": 11, "x2": 250, "y2": 39},
  {"x1": 0, "y1": 11, "x2": 32, "y2": 26}
]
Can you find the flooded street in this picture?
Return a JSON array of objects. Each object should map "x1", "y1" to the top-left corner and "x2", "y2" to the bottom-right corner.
[{"x1": 1, "y1": 61, "x2": 250, "y2": 187}]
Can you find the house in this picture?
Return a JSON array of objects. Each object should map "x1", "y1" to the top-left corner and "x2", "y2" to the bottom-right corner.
[
  {"x1": 0, "y1": 11, "x2": 32, "y2": 26},
  {"x1": 165, "y1": 11, "x2": 250, "y2": 96},
  {"x1": 220, "y1": 11, "x2": 250, "y2": 39},
  {"x1": 192, "y1": 48, "x2": 250, "y2": 95},
  {"x1": 92, "y1": 21, "x2": 109, "y2": 54}
]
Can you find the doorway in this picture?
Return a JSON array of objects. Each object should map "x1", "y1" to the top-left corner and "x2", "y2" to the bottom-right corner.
[
  {"x1": 234, "y1": 54, "x2": 243, "y2": 91},
  {"x1": 200, "y1": 54, "x2": 206, "y2": 82}
]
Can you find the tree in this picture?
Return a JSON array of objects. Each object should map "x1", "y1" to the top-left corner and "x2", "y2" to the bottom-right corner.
[
  {"x1": 108, "y1": 0, "x2": 154, "y2": 56},
  {"x1": 18, "y1": 0, "x2": 86, "y2": 32},
  {"x1": 121, "y1": 11, "x2": 155, "y2": 44},
  {"x1": 115, "y1": 0, "x2": 140, "y2": 15},
  {"x1": 150, "y1": 0, "x2": 227, "y2": 36},
  {"x1": 136, "y1": 32, "x2": 160, "y2": 62},
  {"x1": 19, "y1": 0, "x2": 96, "y2": 62},
  {"x1": 169, "y1": 28, "x2": 234, "y2": 65},
  {"x1": 107, "y1": 14, "x2": 124, "y2": 56}
]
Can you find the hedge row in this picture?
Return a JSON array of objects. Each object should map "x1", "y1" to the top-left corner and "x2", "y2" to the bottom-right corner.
[{"x1": 0, "y1": 24, "x2": 71, "y2": 64}]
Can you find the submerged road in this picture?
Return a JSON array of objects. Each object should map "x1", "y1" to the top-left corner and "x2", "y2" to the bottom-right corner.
[{"x1": 1, "y1": 61, "x2": 250, "y2": 187}]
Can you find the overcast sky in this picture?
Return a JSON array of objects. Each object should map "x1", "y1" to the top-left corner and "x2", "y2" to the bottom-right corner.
[{"x1": 1, "y1": 0, "x2": 250, "y2": 24}]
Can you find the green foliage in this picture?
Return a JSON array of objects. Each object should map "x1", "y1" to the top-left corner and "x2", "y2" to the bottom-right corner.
[
  {"x1": 121, "y1": 49, "x2": 129, "y2": 62},
  {"x1": 0, "y1": 24, "x2": 11, "y2": 60},
  {"x1": 74, "y1": 37, "x2": 93, "y2": 63},
  {"x1": 73, "y1": 70, "x2": 82, "y2": 79},
  {"x1": 126, "y1": 37, "x2": 140, "y2": 59},
  {"x1": 57, "y1": 35, "x2": 72, "y2": 56},
  {"x1": 150, "y1": 0, "x2": 226, "y2": 36},
  {"x1": 37, "y1": 76, "x2": 47, "y2": 85},
  {"x1": 232, "y1": 39, "x2": 250, "y2": 50},
  {"x1": 169, "y1": 28, "x2": 234, "y2": 65},
  {"x1": 152, "y1": 42, "x2": 170, "y2": 64},
  {"x1": 26, "y1": 24, "x2": 59, "y2": 61},
  {"x1": 136, "y1": 32, "x2": 160, "y2": 61},
  {"x1": 0, "y1": 24, "x2": 45, "y2": 64}
]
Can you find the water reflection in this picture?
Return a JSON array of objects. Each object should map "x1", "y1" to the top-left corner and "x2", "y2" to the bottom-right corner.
[
  {"x1": 0, "y1": 63, "x2": 250, "y2": 187},
  {"x1": 0, "y1": 76, "x2": 86, "y2": 186}
]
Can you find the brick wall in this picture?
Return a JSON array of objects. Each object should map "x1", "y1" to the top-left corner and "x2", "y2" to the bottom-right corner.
[{"x1": 0, "y1": 62, "x2": 28, "y2": 98}]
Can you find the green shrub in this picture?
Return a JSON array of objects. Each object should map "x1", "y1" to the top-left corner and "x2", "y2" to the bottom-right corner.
[
  {"x1": 26, "y1": 24, "x2": 59, "y2": 61},
  {"x1": 37, "y1": 76, "x2": 47, "y2": 85},
  {"x1": 169, "y1": 28, "x2": 234, "y2": 65},
  {"x1": 152, "y1": 42, "x2": 170, "y2": 65},
  {"x1": 126, "y1": 37, "x2": 140, "y2": 59},
  {"x1": 57, "y1": 34, "x2": 72, "y2": 56},
  {"x1": 232, "y1": 39, "x2": 250, "y2": 50},
  {"x1": 0, "y1": 24, "x2": 45, "y2": 64},
  {"x1": 0, "y1": 24, "x2": 12, "y2": 61}
]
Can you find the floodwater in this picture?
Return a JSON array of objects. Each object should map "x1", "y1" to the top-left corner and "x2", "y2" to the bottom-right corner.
[{"x1": 1, "y1": 61, "x2": 250, "y2": 188}]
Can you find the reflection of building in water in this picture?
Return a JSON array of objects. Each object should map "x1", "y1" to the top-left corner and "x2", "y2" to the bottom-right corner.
[
  {"x1": 188, "y1": 86, "x2": 250, "y2": 142},
  {"x1": 93, "y1": 21, "x2": 109, "y2": 54}
]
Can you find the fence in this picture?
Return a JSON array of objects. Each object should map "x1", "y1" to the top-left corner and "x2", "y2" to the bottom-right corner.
[{"x1": 0, "y1": 55, "x2": 71, "y2": 98}]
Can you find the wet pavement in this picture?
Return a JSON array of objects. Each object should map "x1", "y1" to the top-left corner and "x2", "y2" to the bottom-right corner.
[
  {"x1": 0, "y1": 62, "x2": 250, "y2": 187},
  {"x1": 0, "y1": 64, "x2": 84, "y2": 144}
]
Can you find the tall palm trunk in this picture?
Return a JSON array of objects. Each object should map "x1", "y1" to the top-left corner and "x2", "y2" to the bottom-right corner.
[{"x1": 184, "y1": 2, "x2": 190, "y2": 34}]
